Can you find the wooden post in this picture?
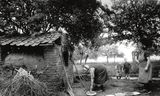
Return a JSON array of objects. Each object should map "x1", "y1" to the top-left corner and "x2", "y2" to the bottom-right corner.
[
  {"x1": 0, "y1": 46, "x2": 2, "y2": 65},
  {"x1": 106, "y1": 55, "x2": 109, "y2": 63}
]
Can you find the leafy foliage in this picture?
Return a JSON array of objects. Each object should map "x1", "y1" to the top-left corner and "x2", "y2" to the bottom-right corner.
[
  {"x1": 0, "y1": 0, "x2": 113, "y2": 48},
  {"x1": 0, "y1": 0, "x2": 47, "y2": 36},
  {"x1": 107, "y1": 0, "x2": 160, "y2": 51}
]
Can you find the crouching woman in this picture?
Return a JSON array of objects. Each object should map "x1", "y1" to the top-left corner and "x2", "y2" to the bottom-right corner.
[{"x1": 83, "y1": 64, "x2": 109, "y2": 92}]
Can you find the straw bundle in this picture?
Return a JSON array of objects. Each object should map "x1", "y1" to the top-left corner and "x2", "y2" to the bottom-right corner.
[{"x1": 1, "y1": 68, "x2": 49, "y2": 96}]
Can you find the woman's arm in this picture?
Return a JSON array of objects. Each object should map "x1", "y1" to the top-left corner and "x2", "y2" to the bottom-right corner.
[
  {"x1": 145, "y1": 56, "x2": 150, "y2": 71},
  {"x1": 135, "y1": 55, "x2": 140, "y2": 63}
]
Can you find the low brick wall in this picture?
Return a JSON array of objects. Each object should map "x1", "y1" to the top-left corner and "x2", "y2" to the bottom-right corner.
[
  {"x1": 43, "y1": 45, "x2": 65, "y2": 94},
  {"x1": 43, "y1": 45, "x2": 73, "y2": 95}
]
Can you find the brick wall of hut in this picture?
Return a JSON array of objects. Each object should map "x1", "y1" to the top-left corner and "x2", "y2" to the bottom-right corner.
[{"x1": 0, "y1": 44, "x2": 73, "y2": 96}]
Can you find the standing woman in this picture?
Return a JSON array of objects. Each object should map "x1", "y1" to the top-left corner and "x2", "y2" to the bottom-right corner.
[{"x1": 135, "y1": 44, "x2": 152, "y2": 86}]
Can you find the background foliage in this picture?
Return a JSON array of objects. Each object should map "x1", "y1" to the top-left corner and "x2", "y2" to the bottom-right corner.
[
  {"x1": 106, "y1": 0, "x2": 160, "y2": 51},
  {"x1": 0, "y1": 0, "x2": 113, "y2": 49}
]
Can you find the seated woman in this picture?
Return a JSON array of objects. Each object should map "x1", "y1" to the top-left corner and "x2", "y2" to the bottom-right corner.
[
  {"x1": 115, "y1": 64, "x2": 123, "y2": 80},
  {"x1": 123, "y1": 59, "x2": 131, "y2": 79}
]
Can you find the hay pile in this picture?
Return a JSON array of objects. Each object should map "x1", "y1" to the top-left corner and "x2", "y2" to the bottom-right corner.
[{"x1": 1, "y1": 68, "x2": 49, "y2": 96}]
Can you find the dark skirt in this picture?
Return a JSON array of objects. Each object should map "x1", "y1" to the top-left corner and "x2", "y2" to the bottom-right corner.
[
  {"x1": 94, "y1": 67, "x2": 108, "y2": 85},
  {"x1": 124, "y1": 69, "x2": 130, "y2": 74}
]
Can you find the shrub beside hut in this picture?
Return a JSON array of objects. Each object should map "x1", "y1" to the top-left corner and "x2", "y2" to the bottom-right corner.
[{"x1": 0, "y1": 31, "x2": 73, "y2": 96}]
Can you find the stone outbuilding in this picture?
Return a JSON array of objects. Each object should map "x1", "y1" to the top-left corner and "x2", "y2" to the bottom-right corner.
[{"x1": 0, "y1": 32, "x2": 73, "y2": 95}]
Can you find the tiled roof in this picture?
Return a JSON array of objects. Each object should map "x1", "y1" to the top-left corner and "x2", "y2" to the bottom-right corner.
[{"x1": 0, "y1": 32, "x2": 61, "y2": 46}]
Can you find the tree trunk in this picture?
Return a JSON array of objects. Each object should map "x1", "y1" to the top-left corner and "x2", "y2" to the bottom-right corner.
[
  {"x1": 106, "y1": 56, "x2": 109, "y2": 63},
  {"x1": 84, "y1": 54, "x2": 89, "y2": 64},
  {"x1": 114, "y1": 55, "x2": 116, "y2": 63},
  {"x1": 80, "y1": 53, "x2": 83, "y2": 65}
]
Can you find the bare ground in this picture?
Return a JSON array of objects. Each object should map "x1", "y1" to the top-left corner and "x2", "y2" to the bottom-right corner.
[
  {"x1": 72, "y1": 62, "x2": 160, "y2": 96},
  {"x1": 72, "y1": 77, "x2": 160, "y2": 96}
]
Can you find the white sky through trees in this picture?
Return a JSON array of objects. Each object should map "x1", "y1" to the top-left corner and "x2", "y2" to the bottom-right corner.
[
  {"x1": 101, "y1": 0, "x2": 113, "y2": 9},
  {"x1": 100, "y1": 0, "x2": 135, "y2": 62}
]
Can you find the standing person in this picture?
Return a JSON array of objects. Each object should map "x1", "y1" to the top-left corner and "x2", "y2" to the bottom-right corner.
[
  {"x1": 115, "y1": 63, "x2": 123, "y2": 80},
  {"x1": 135, "y1": 43, "x2": 152, "y2": 86},
  {"x1": 123, "y1": 59, "x2": 131, "y2": 79},
  {"x1": 83, "y1": 64, "x2": 109, "y2": 92}
]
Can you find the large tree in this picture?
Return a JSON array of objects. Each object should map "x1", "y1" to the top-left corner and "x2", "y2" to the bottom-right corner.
[
  {"x1": 106, "y1": 0, "x2": 160, "y2": 51},
  {"x1": 0, "y1": 0, "x2": 112, "y2": 49}
]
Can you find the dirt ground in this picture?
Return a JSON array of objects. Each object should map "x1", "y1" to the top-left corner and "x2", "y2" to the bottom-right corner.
[
  {"x1": 72, "y1": 77, "x2": 160, "y2": 96},
  {"x1": 72, "y1": 62, "x2": 160, "y2": 96}
]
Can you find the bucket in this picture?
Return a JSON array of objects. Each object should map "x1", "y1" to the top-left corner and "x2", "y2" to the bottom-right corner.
[{"x1": 86, "y1": 91, "x2": 97, "y2": 96}]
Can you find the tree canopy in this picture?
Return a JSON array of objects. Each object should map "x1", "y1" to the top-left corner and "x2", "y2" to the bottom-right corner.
[
  {"x1": 107, "y1": 0, "x2": 160, "y2": 51},
  {"x1": 0, "y1": 0, "x2": 113, "y2": 49}
]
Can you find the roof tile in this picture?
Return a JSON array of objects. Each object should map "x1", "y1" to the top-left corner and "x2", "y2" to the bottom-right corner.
[{"x1": 0, "y1": 32, "x2": 61, "y2": 46}]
